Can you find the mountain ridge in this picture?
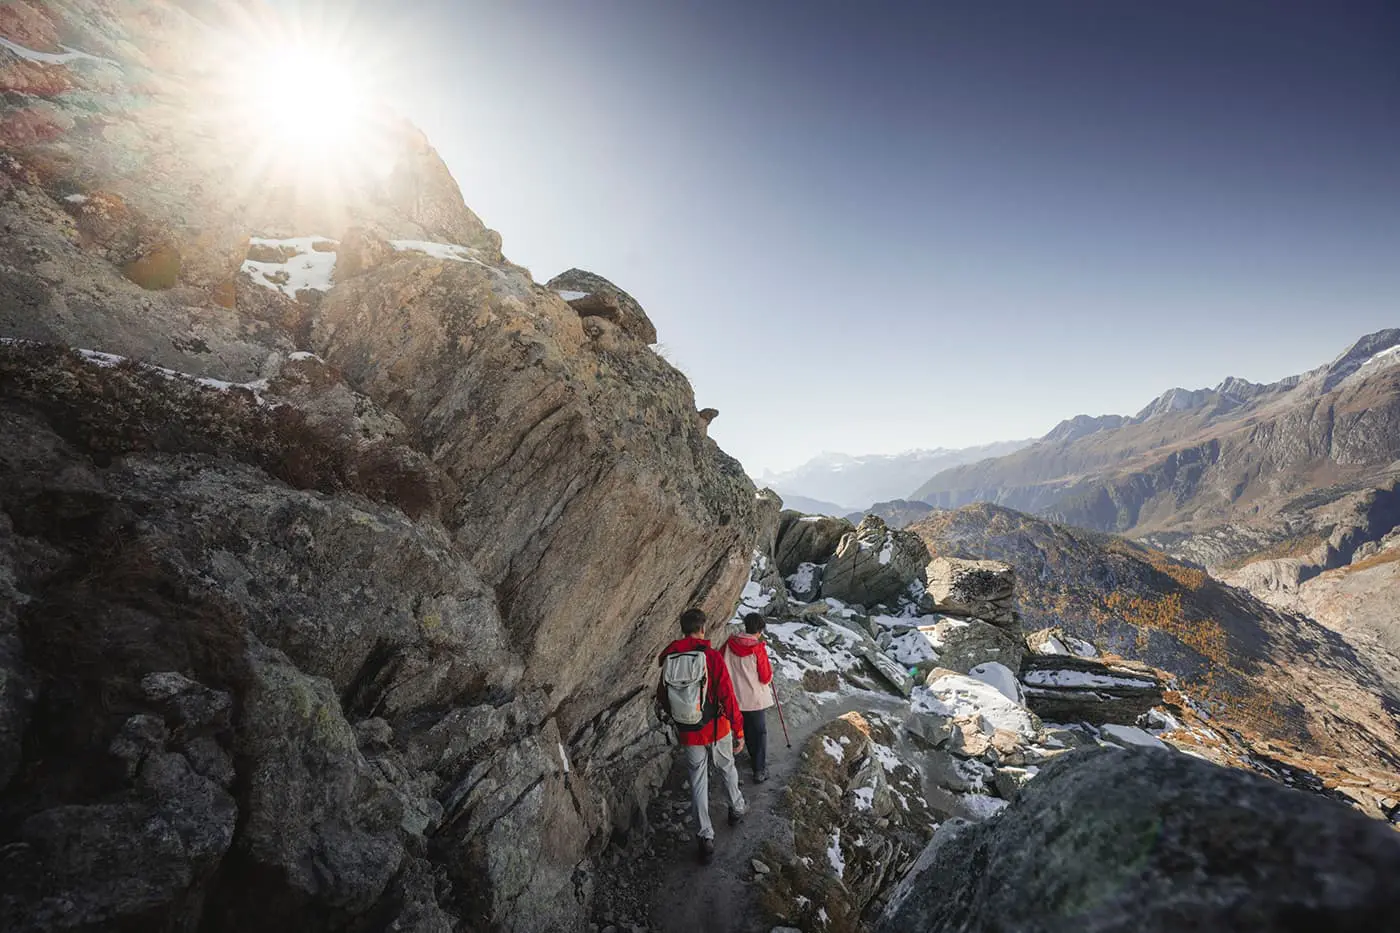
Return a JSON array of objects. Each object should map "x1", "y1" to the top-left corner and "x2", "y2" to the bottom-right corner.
[{"x1": 911, "y1": 328, "x2": 1400, "y2": 548}]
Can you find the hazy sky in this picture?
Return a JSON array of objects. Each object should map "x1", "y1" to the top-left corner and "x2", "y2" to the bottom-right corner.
[{"x1": 316, "y1": 1, "x2": 1398, "y2": 474}]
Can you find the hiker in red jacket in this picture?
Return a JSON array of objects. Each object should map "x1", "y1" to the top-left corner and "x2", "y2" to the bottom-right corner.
[
  {"x1": 723, "y1": 612, "x2": 775, "y2": 783},
  {"x1": 657, "y1": 607, "x2": 748, "y2": 864}
]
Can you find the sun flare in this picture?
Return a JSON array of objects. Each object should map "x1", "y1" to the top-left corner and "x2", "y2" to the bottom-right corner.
[
  {"x1": 210, "y1": 15, "x2": 399, "y2": 203},
  {"x1": 241, "y1": 40, "x2": 369, "y2": 156}
]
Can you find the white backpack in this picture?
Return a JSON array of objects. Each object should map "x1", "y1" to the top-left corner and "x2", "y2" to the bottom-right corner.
[{"x1": 662, "y1": 649, "x2": 715, "y2": 730}]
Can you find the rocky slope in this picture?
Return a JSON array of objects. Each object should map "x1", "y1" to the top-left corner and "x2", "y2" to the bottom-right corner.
[
  {"x1": 909, "y1": 504, "x2": 1400, "y2": 780},
  {"x1": 911, "y1": 333, "x2": 1400, "y2": 729},
  {"x1": 0, "y1": 3, "x2": 757, "y2": 930}
]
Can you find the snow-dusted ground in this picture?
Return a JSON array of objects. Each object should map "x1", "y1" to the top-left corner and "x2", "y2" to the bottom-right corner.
[
  {"x1": 0, "y1": 35, "x2": 120, "y2": 68},
  {"x1": 1022, "y1": 669, "x2": 1157, "y2": 689},
  {"x1": 390, "y1": 239, "x2": 496, "y2": 270},
  {"x1": 730, "y1": 552, "x2": 1215, "y2": 838},
  {"x1": 242, "y1": 236, "x2": 338, "y2": 298},
  {"x1": 1, "y1": 342, "x2": 274, "y2": 402}
]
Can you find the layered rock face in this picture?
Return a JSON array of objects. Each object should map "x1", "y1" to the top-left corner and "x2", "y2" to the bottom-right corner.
[
  {"x1": 1019, "y1": 654, "x2": 1165, "y2": 725},
  {"x1": 880, "y1": 746, "x2": 1400, "y2": 933},
  {"x1": 0, "y1": 4, "x2": 757, "y2": 930}
]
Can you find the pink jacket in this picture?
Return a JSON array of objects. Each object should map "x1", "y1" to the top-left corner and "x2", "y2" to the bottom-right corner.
[{"x1": 723, "y1": 633, "x2": 775, "y2": 712}]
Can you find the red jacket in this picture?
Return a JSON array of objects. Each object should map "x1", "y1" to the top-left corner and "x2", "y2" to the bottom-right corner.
[{"x1": 657, "y1": 637, "x2": 744, "y2": 747}]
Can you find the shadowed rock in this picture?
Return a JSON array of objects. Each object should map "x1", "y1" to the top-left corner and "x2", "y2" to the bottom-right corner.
[
  {"x1": 774, "y1": 512, "x2": 853, "y2": 576},
  {"x1": 880, "y1": 746, "x2": 1400, "y2": 933}
]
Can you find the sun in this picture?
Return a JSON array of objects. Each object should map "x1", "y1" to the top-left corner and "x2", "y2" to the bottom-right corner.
[
  {"x1": 207, "y1": 11, "x2": 400, "y2": 203},
  {"x1": 241, "y1": 39, "x2": 370, "y2": 158}
]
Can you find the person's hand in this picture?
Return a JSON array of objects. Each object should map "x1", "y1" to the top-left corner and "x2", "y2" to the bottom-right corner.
[{"x1": 733, "y1": 735, "x2": 745, "y2": 755}]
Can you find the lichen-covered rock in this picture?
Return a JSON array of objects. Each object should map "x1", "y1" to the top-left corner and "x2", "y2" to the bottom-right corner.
[
  {"x1": 546, "y1": 268, "x2": 658, "y2": 344},
  {"x1": 231, "y1": 642, "x2": 405, "y2": 923},
  {"x1": 879, "y1": 746, "x2": 1400, "y2": 933},
  {"x1": 822, "y1": 516, "x2": 930, "y2": 608},
  {"x1": 1019, "y1": 655, "x2": 1164, "y2": 725},
  {"x1": 775, "y1": 511, "x2": 853, "y2": 575},
  {"x1": 923, "y1": 556, "x2": 1017, "y2": 627},
  {"x1": 1, "y1": 755, "x2": 238, "y2": 931}
]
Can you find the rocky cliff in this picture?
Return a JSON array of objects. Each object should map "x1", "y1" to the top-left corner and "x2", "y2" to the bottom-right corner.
[{"x1": 0, "y1": 3, "x2": 758, "y2": 930}]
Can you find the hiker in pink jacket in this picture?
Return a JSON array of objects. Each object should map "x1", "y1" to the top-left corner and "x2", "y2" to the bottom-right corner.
[{"x1": 723, "y1": 612, "x2": 775, "y2": 782}]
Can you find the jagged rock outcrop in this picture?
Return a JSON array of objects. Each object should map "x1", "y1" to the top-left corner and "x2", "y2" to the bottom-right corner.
[
  {"x1": 1018, "y1": 655, "x2": 1164, "y2": 725},
  {"x1": 879, "y1": 746, "x2": 1400, "y2": 933},
  {"x1": 822, "y1": 515, "x2": 930, "y2": 607},
  {"x1": 774, "y1": 511, "x2": 852, "y2": 575},
  {"x1": 545, "y1": 268, "x2": 658, "y2": 345},
  {"x1": 923, "y1": 556, "x2": 1016, "y2": 627},
  {"x1": 314, "y1": 246, "x2": 757, "y2": 730},
  {"x1": 843, "y1": 498, "x2": 935, "y2": 530}
]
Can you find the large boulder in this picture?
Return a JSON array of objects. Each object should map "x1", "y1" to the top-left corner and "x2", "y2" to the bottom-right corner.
[
  {"x1": 923, "y1": 557, "x2": 1017, "y2": 628},
  {"x1": 822, "y1": 515, "x2": 931, "y2": 608},
  {"x1": 1019, "y1": 655, "x2": 1164, "y2": 726},
  {"x1": 545, "y1": 268, "x2": 658, "y2": 344},
  {"x1": 914, "y1": 673, "x2": 1040, "y2": 752},
  {"x1": 879, "y1": 746, "x2": 1400, "y2": 933},
  {"x1": 926, "y1": 618, "x2": 1026, "y2": 675},
  {"x1": 774, "y1": 512, "x2": 853, "y2": 575},
  {"x1": 1025, "y1": 625, "x2": 1098, "y2": 658},
  {"x1": 230, "y1": 643, "x2": 405, "y2": 926}
]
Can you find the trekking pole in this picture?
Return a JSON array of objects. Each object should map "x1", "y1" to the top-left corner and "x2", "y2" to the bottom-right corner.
[{"x1": 774, "y1": 686, "x2": 792, "y2": 749}]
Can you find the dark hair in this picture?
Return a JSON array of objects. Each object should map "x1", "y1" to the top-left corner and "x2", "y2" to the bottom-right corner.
[
  {"x1": 743, "y1": 612, "x2": 766, "y2": 635},
  {"x1": 679, "y1": 608, "x2": 707, "y2": 635}
]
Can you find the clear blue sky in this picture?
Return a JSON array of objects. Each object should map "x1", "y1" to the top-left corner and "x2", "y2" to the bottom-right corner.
[{"x1": 304, "y1": 1, "x2": 1399, "y2": 474}]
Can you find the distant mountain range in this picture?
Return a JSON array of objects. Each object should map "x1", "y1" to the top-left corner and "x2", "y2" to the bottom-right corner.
[
  {"x1": 912, "y1": 329, "x2": 1400, "y2": 550},
  {"x1": 757, "y1": 441, "x2": 1032, "y2": 513}
]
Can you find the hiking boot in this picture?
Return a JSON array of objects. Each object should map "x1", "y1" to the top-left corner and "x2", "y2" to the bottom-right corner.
[
  {"x1": 755, "y1": 769, "x2": 769, "y2": 784},
  {"x1": 698, "y1": 837, "x2": 715, "y2": 864},
  {"x1": 728, "y1": 807, "x2": 746, "y2": 826}
]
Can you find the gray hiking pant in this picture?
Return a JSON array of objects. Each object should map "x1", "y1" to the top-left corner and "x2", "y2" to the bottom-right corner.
[{"x1": 684, "y1": 731, "x2": 747, "y2": 840}]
